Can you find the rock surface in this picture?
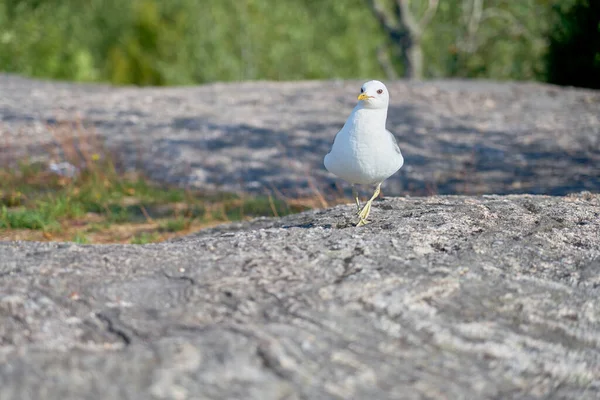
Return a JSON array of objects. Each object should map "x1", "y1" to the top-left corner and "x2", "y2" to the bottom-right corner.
[
  {"x1": 1, "y1": 193, "x2": 600, "y2": 399},
  {"x1": 1, "y1": 74, "x2": 600, "y2": 196}
]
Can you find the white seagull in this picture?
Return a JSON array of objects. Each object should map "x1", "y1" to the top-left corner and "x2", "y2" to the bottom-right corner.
[{"x1": 324, "y1": 80, "x2": 404, "y2": 226}]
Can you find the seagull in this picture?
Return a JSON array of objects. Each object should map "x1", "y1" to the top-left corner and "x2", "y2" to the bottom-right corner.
[{"x1": 324, "y1": 80, "x2": 404, "y2": 226}]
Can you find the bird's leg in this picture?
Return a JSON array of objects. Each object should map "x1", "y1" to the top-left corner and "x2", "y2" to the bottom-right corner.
[
  {"x1": 352, "y1": 185, "x2": 361, "y2": 214},
  {"x1": 357, "y1": 183, "x2": 381, "y2": 226}
]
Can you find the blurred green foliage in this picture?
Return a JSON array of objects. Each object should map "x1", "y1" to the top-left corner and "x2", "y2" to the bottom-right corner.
[
  {"x1": 0, "y1": 0, "x2": 387, "y2": 84},
  {"x1": 546, "y1": 0, "x2": 600, "y2": 89},
  {"x1": 0, "y1": 0, "x2": 597, "y2": 88}
]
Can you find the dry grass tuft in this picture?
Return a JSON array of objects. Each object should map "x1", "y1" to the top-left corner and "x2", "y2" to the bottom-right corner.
[{"x1": 1, "y1": 119, "x2": 348, "y2": 244}]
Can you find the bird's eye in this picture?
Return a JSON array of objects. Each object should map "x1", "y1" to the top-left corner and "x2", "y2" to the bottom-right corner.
[
  {"x1": 377, "y1": 89, "x2": 383, "y2": 94},
  {"x1": 360, "y1": 88, "x2": 364, "y2": 93}
]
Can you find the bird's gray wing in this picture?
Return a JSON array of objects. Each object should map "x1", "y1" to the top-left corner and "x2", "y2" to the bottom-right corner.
[
  {"x1": 330, "y1": 128, "x2": 342, "y2": 148},
  {"x1": 386, "y1": 130, "x2": 401, "y2": 154}
]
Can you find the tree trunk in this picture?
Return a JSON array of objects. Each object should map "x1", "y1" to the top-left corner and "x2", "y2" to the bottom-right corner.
[
  {"x1": 366, "y1": 0, "x2": 437, "y2": 80},
  {"x1": 404, "y1": 38, "x2": 423, "y2": 80}
]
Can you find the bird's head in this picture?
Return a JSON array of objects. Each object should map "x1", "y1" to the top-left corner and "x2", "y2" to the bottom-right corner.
[{"x1": 357, "y1": 80, "x2": 389, "y2": 110}]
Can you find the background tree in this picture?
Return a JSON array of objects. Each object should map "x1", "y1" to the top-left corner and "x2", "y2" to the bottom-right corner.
[
  {"x1": 366, "y1": 0, "x2": 439, "y2": 79},
  {"x1": 366, "y1": 0, "x2": 552, "y2": 81},
  {"x1": 545, "y1": 0, "x2": 600, "y2": 89},
  {"x1": 0, "y1": 0, "x2": 598, "y2": 89},
  {"x1": 437, "y1": 0, "x2": 550, "y2": 80}
]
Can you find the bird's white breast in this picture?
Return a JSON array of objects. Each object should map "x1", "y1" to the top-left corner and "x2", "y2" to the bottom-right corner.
[{"x1": 324, "y1": 108, "x2": 403, "y2": 185}]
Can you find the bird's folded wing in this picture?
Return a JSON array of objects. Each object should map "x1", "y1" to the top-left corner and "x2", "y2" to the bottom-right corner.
[
  {"x1": 330, "y1": 131, "x2": 338, "y2": 147},
  {"x1": 386, "y1": 130, "x2": 401, "y2": 154}
]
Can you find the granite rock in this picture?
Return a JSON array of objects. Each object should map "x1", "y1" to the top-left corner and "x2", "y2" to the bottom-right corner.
[
  {"x1": 1, "y1": 193, "x2": 599, "y2": 399},
  {"x1": 1, "y1": 75, "x2": 599, "y2": 196}
]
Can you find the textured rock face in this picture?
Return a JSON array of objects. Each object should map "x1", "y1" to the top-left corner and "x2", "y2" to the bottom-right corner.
[
  {"x1": 1, "y1": 75, "x2": 599, "y2": 196},
  {"x1": 1, "y1": 193, "x2": 599, "y2": 399}
]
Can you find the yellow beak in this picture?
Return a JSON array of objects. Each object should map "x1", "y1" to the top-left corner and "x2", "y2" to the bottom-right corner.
[{"x1": 357, "y1": 93, "x2": 370, "y2": 101}]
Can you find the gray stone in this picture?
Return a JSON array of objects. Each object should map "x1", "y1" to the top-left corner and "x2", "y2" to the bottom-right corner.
[
  {"x1": 1, "y1": 193, "x2": 599, "y2": 399},
  {"x1": 1, "y1": 75, "x2": 599, "y2": 196}
]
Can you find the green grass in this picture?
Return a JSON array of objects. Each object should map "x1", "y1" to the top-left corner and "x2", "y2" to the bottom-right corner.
[
  {"x1": 0, "y1": 155, "x2": 313, "y2": 244},
  {"x1": 159, "y1": 217, "x2": 191, "y2": 233},
  {"x1": 0, "y1": 206, "x2": 60, "y2": 231},
  {"x1": 72, "y1": 232, "x2": 90, "y2": 244},
  {"x1": 130, "y1": 232, "x2": 160, "y2": 244}
]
